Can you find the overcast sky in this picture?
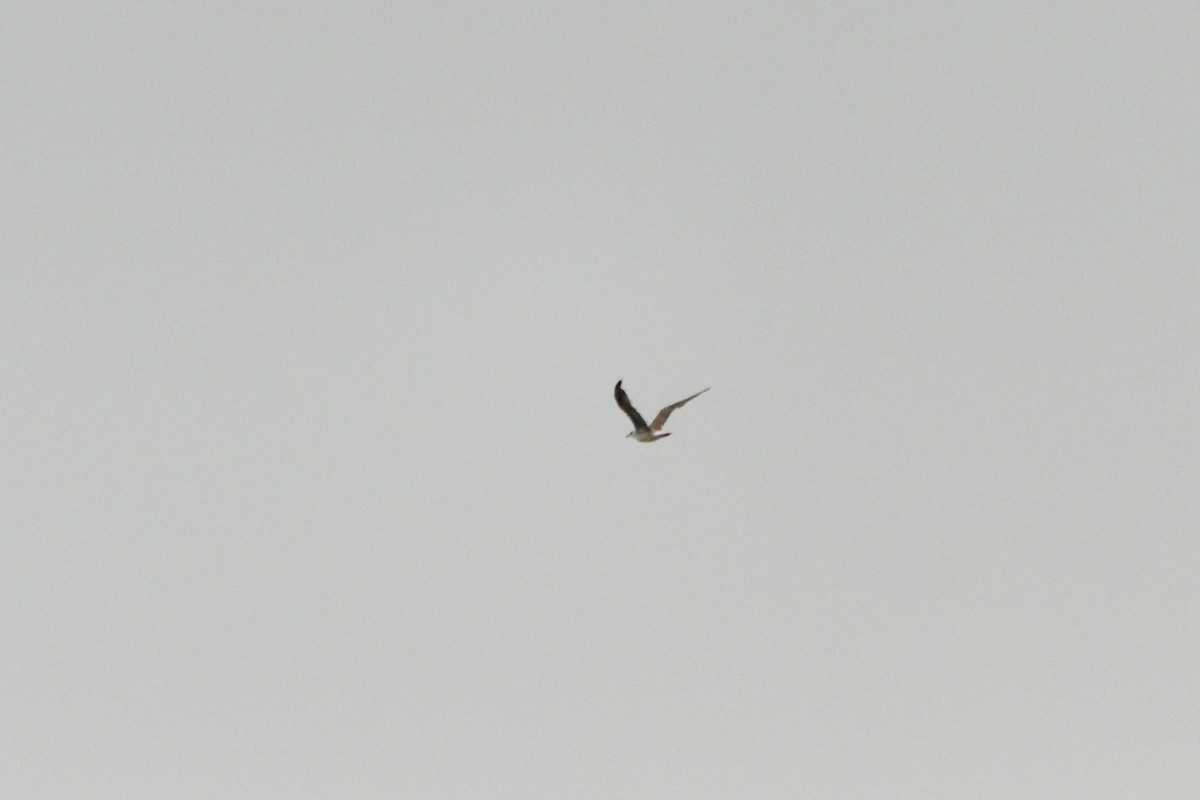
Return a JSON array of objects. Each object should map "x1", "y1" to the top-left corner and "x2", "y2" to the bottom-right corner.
[{"x1": 4, "y1": 2, "x2": 1198, "y2": 797}]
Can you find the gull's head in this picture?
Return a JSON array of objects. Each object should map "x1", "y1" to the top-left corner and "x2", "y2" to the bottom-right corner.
[{"x1": 625, "y1": 430, "x2": 635, "y2": 438}]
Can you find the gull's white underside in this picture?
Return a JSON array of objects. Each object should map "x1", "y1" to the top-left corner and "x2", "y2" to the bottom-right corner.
[{"x1": 628, "y1": 430, "x2": 670, "y2": 443}]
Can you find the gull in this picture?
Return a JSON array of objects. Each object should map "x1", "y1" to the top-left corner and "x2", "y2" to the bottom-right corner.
[{"x1": 614, "y1": 380, "x2": 710, "y2": 442}]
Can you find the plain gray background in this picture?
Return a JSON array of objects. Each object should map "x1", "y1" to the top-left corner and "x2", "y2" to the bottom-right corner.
[{"x1": 4, "y1": 2, "x2": 1197, "y2": 797}]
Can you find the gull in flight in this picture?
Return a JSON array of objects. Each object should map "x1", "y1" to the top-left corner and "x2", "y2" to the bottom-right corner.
[{"x1": 614, "y1": 380, "x2": 710, "y2": 442}]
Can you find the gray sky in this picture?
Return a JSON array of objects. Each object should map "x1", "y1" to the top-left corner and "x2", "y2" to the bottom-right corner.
[{"x1": 4, "y1": 2, "x2": 1198, "y2": 797}]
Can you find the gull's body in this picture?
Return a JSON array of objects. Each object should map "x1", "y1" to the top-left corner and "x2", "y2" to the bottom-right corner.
[{"x1": 614, "y1": 380, "x2": 709, "y2": 442}]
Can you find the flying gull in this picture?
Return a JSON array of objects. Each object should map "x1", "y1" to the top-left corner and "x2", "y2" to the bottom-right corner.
[{"x1": 614, "y1": 380, "x2": 710, "y2": 442}]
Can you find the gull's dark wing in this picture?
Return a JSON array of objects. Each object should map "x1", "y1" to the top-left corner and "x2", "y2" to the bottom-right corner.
[
  {"x1": 614, "y1": 380, "x2": 649, "y2": 431},
  {"x1": 650, "y1": 387, "x2": 710, "y2": 432}
]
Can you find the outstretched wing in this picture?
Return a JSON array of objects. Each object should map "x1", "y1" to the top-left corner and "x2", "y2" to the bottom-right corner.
[
  {"x1": 650, "y1": 387, "x2": 710, "y2": 432},
  {"x1": 614, "y1": 380, "x2": 649, "y2": 431}
]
